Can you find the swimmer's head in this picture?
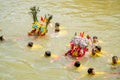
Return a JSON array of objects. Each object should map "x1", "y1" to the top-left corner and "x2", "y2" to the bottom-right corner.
[
  {"x1": 74, "y1": 61, "x2": 81, "y2": 67},
  {"x1": 0, "y1": 35, "x2": 5, "y2": 41},
  {"x1": 86, "y1": 35, "x2": 90, "y2": 39},
  {"x1": 55, "y1": 22, "x2": 60, "y2": 32},
  {"x1": 55, "y1": 22, "x2": 60, "y2": 27},
  {"x1": 27, "y1": 42, "x2": 33, "y2": 47},
  {"x1": 95, "y1": 46, "x2": 101, "y2": 52},
  {"x1": 93, "y1": 36, "x2": 98, "y2": 43},
  {"x1": 88, "y1": 68, "x2": 95, "y2": 75},
  {"x1": 112, "y1": 56, "x2": 118, "y2": 64},
  {"x1": 93, "y1": 36, "x2": 98, "y2": 39},
  {"x1": 44, "y1": 51, "x2": 51, "y2": 57}
]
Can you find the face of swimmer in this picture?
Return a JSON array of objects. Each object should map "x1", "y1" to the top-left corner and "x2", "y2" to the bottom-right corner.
[
  {"x1": 112, "y1": 56, "x2": 118, "y2": 64},
  {"x1": 94, "y1": 46, "x2": 101, "y2": 53},
  {"x1": 91, "y1": 46, "x2": 101, "y2": 55},
  {"x1": 93, "y1": 36, "x2": 98, "y2": 43}
]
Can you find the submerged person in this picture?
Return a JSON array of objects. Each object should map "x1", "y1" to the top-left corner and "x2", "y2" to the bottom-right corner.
[
  {"x1": 27, "y1": 42, "x2": 43, "y2": 50},
  {"x1": 64, "y1": 61, "x2": 83, "y2": 70},
  {"x1": 111, "y1": 56, "x2": 120, "y2": 65},
  {"x1": 55, "y1": 22, "x2": 60, "y2": 32},
  {"x1": 27, "y1": 42, "x2": 33, "y2": 47},
  {"x1": 87, "y1": 68, "x2": 105, "y2": 76},
  {"x1": 0, "y1": 35, "x2": 5, "y2": 41},
  {"x1": 87, "y1": 68, "x2": 95, "y2": 75},
  {"x1": 92, "y1": 36, "x2": 103, "y2": 47},
  {"x1": 92, "y1": 36, "x2": 98, "y2": 44},
  {"x1": 44, "y1": 51, "x2": 58, "y2": 58},
  {"x1": 44, "y1": 51, "x2": 51, "y2": 57},
  {"x1": 83, "y1": 68, "x2": 104, "y2": 77},
  {"x1": 70, "y1": 61, "x2": 83, "y2": 71},
  {"x1": 75, "y1": 68, "x2": 119, "y2": 80},
  {"x1": 91, "y1": 45, "x2": 102, "y2": 57},
  {"x1": 74, "y1": 61, "x2": 82, "y2": 69}
]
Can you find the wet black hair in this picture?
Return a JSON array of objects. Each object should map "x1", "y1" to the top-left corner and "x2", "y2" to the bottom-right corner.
[
  {"x1": 86, "y1": 35, "x2": 90, "y2": 39},
  {"x1": 112, "y1": 56, "x2": 118, "y2": 60},
  {"x1": 55, "y1": 22, "x2": 60, "y2": 27},
  {"x1": 44, "y1": 51, "x2": 51, "y2": 57},
  {"x1": 0, "y1": 36, "x2": 4, "y2": 41},
  {"x1": 55, "y1": 22, "x2": 60, "y2": 32},
  {"x1": 112, "y1": 56, "x2": 118, "y2": 64},
  {"x1": 74, "y1": 61, "x2": 81, "y2": 67},
  {"x1": 95, "y1": 46, "x2": 101, "y2": 52},
  {"x1": 93, "y1": 36, "x2": 98, "y2": 39},
  {"x1": 27, "y1": 42, "x2": 33, "y2": 47},
  {"x1": 88, "y1": 68, "x2": 94, "y2": 74}
]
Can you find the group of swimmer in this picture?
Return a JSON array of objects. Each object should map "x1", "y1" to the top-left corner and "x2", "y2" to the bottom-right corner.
[
  {"x1": 1, "y1": 27, "x2": 119, "y2": 78},
  {"x1": 0, "y1": 6, "x2": 120, "y2": 79},
  {"x1": 64, "y1": 32, "x2": 120, "y2": 78},
  {"x1": 26, "y1": 30, "x2": 120, "y2": 78}
]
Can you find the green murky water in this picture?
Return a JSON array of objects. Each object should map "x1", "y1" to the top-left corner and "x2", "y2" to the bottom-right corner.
[{"x1": 0, "y1": 0, "x2": 120, "y2": 80}]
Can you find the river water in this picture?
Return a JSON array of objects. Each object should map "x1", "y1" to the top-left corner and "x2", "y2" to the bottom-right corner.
[{"x1": 0, "y1": 0, "x2": 120, "y2": 80}]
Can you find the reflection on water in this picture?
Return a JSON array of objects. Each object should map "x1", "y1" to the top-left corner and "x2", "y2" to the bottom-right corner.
[{"x1": 0, "y1": 0, "x2": 120, "y2": 80}]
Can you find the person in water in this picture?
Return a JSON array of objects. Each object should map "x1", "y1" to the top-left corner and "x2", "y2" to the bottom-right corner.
[
  {"x1": 87, "y1": 68, "x2": 95, "y2": 75},
  {"x1": 44, "y1": 51, "x2": 51, "y2": 57},
  {"x1": 74, "y1": 61, "x2": 81, "y2": 68},
  {"x1": 55, "y1": 22, "x2": 60, "y2": 32},
  {"x1": 92, "y1": 36, "x2": 98, "y2": 45},
  {"x1": 0, "y1": 35, "x2": 5, "y2": 41},
  {"x1": 91, "y1": 45, "x2": 102, "y2": 56},
  {"x1": 111, "y1": 56, "x2": 120, "y2": 65},
  {"x1": 73, "y1": 61, "x2": 83, "y2": 71},
  {"x1": 76, "y1": 68, "x2": 105, "y2": 79},
  {"x1": 27, "y1": 42, "x2": 33, "y2": 47}
]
